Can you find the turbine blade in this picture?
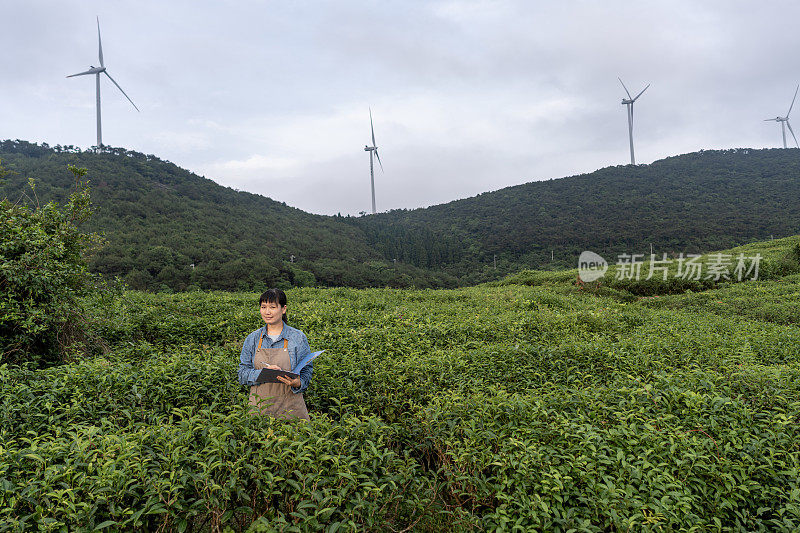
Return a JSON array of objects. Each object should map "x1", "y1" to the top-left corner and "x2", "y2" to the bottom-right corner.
[
  {"x1": 369, "y1": 107, "x2": 376, "y2": 147},
  {"x1": 104, "y1": 71, "x2": 139, "y2": 111},
  {"x1": 633, "y1": 84, "x2": 650, "y2": 102},
  {"x1": 788, "y1": 85, "x2": 799, "y2": 117},
  {"x1": 97, "y1": 16, "x2": 104, "y2": 68},
  {"x1": 788, "y1": 120, "x2": 799, "y2": 148},
  {"x1": 67, "y1": 68, "x2": 99, "y2": 77},
  {"x1": 618, "y1": 77, "x2": 632, "y2": 99},
  {"x1": 375, "y1": 149, "x2": 383, "y2": 172}
]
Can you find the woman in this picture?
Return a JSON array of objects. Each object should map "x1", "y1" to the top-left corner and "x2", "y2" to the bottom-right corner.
[{"x1": 238, "y1": 288, "x2": 313, "y2": 420}]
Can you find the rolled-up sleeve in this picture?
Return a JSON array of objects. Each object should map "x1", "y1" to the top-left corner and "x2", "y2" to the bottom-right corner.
[
  {"x1": 238, "y1": 332, "x2": 260, "y2": 386},
  {"x1": 292, "y1": 333, "x2": 313, "y2": 394}
]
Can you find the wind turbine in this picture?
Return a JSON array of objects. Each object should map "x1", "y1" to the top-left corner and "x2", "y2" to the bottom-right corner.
[
  {"x1": 364, "y1": 108, "x2": 383, "y2": 214},
  {"x1": 764, "y1": 85, "x2": 799, "y2": 149},
  {"x1": 67, "y1": 17, "x2": 139, "y2": 149},
  {"x1": 618, "y1": 78, "x2": 649, "y2": 165}
]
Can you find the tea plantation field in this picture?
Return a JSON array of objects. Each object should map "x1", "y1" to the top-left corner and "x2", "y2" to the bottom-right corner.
[{"x1": 2, "y1": 238, "x2": 800, "y2": 531}]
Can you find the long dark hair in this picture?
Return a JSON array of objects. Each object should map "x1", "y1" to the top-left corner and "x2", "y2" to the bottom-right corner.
[{"x1": 259, "y1": 288, "x2": 288, "y2": 324}]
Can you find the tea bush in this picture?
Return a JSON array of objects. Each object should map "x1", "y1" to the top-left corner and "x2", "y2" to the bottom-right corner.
[
  {"x1": 2, "y1": 237, "x2": 800, "y2": 530},
  {"x1": 496, "y1": 236, "x2": 800, "y2": 298}
]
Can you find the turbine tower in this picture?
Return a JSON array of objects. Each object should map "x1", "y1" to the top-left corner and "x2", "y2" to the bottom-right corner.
[
  {"x1": 67, "y1": 16, "x2": 139, "y2": 149},
  {"x1": 764, "y1": 85, "x2": 799, "y2": 149},
  {"x1": 618, "y1": 78, "x2": 649, "y2": 165},
  {"x1": 364, "y1": 108, "x2": 383, "y2": 214}
]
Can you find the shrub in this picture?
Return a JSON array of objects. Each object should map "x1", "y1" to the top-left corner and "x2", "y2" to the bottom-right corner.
[
  {"x1": 0, "y1": 165, "x2": 103, "y2": 366},
  {"x1": 759, "y1": 242, "x2": 800, "y2": 279}
]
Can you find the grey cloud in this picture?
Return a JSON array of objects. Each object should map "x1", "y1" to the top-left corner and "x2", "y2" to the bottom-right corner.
[{"x1": 2, "y1": 1, "x2": 800, "y2": 214}]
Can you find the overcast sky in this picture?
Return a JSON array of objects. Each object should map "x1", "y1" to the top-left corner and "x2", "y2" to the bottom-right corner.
[{"x1": 2, "y1": 1, "x2": 799, "y2": 215}]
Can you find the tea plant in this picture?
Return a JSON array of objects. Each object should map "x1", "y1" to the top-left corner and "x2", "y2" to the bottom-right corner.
[{"x1": 1, "y1": 238, "x2": 799, "y2": 531}]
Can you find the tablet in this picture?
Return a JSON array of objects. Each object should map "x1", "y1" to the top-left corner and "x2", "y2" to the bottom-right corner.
[{"x1": 255, "y1": 368, "x2": 300, "y2": 384}]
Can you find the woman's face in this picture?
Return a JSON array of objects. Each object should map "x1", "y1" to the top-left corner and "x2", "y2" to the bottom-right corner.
[{"x1": 260, "y1": 300, "x2": 286, "y2": 326}]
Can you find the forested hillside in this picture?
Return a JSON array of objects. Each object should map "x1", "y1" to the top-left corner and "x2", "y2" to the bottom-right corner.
[
  {"x1": 351, "y1": 148, "x2": 800, "y2": 274},
  {"x1": 2, "y1": 141, "x2": 799, "y2": 291},
  {"x1": 0, "y1": 141, "x2": 456, "y2": 291}
]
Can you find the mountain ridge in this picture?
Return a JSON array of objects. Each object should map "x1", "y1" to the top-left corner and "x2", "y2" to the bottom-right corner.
[
  {"x1": 348, "y1": 147, "x2": 800, "y2": 268},
  {"x1": 2, "y1": 140, "x2": 799, "y2": 290}
]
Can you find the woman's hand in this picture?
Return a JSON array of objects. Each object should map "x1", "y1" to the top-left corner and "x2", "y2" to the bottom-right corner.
[
  {"x1": 267, "y1": 365, "x2": 300, "y2": 388},
  {"x1": 276, "y1": 374, "x2": 302, "y2": 388}
]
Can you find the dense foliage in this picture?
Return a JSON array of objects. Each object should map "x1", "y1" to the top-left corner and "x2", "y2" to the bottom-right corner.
[
  {"x1": 0, "y1": 164, "x2": 101, "y2": 366},
  {"x1": 1, "y1": 237, "x2": 798, "y2": 531},
  {"x1": 0, "y1": 141, "x2": 457, "y2": 292},
  {"x1": 350, "y1": 147, "x2": 800, "y2": 272},
  {"x1": 2, "y1": 141, "x2": 799, "y2": 291}
]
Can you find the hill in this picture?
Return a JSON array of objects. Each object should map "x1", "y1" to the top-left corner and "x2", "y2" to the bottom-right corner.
[
  {"x1": 2, "y1": 141, "x2": 800, "y2": 290},
  {"x1": 0, "y1": 141, "x2": 456, "y2": 291},
  {"x1": 351, "y1": 148, "x2": 800, "y2": 274}
]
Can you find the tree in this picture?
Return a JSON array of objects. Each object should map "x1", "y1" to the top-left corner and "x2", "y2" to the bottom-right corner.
[{"x1": 0, "y1": 164, "x2": 103, "y2": 366}]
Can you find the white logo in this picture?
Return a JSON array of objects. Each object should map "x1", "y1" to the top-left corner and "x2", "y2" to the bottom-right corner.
[{"x1": 578, "y1": 251, "x2": 607, "y2": 282}]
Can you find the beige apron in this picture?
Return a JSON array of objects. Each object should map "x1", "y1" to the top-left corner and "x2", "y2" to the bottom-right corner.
[{"x1": 248, "y1": 336, "x2": 310, "y2": 420}]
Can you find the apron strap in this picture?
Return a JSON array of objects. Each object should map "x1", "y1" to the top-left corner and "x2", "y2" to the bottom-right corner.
[{"x1": 256, "y1": 331, "x2": 289, "y2": 351}]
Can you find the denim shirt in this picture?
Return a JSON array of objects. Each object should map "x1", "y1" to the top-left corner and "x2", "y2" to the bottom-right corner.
[{"x1": 238, "y1": 322, "x2": 313, "y2": 394}]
